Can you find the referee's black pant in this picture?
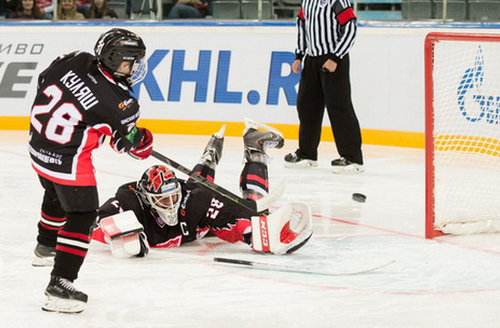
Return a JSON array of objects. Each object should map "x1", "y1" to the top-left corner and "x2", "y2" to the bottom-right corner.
[{"x1": 296, "y1": 54, "x2": 363, "y2": 164}]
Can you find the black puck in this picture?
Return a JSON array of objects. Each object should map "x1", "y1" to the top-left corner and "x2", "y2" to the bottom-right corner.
[{"x1": 352, "y1": 193, "x2": 366, "y2": 203}]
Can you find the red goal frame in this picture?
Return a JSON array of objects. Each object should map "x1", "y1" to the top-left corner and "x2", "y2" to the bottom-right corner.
[{"x1": 424, "y1": 32, "x2": 500, "y2": 239}]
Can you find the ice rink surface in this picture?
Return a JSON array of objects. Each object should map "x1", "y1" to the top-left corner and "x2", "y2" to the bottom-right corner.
[{"x1": 1, "y1": 130, "x2": 500, "y2": 328}]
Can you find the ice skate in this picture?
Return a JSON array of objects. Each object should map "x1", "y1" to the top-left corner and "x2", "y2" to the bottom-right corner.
[
  {"x1": 42, "y1": 276, "x2": 88, "y2": 314},
  {"x1": 331, "y1": 157, "x2": 364, "y2": 174},
  {"x1": 32, "y1": 243, "x2": 56, "y2": 267},
  {"x1": 284, "y1": 151, "x2": 318, "y2": 168},
  {"x1": 199, "y1": 125, "x2": 225, "y2": 170},
  {"x1": 243, "y1": 118, "x2": 284, "y2": 153}
]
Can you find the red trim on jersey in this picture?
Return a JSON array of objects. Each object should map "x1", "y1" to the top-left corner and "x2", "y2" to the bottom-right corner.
[
  {"x1": 98, "y1": 65, "x2": 117, "y2": 85},
  {"x1": 92, "y1": 226, "x2": 108, "y2": 244},
  {"x1": 40, "y1": 222, "x2": 63, "y2": 231},
  {"x1": 94, "y1": 124, "x2": 113, "y2": 136},
  {"x1": 59, "y1": 230, "x2": 91, "y2": 242},
  {"x1": 32, "y1": 127, "x2": 107, "y2": 186},
  {"x1": 196, "y1": 226, "x2": 210, "y2": 239},
  {"x1": 75, "y1": 127, "x2": 103, "y2": 185},
  {"x1": 33, "y1": 165, "x2": 95, "y2": 186},
  {"x1": 337, "y1": 8, "x2": 356, "y2": 25},
  {"x1": 153, "y1": 235, "x2": 182, "y2": 248},
  {"x1": 211, "y1": 219, "x2": 251, "y2": 244},
  {"x1": 246, "y1": 174, "x2": 269, "y2": 188},
  {"x1": 298, "y1": 8, "x2": 305, "y2": 20},
  {"x1": 56, "y1": 245, "x2": 87, "y2": 257}
]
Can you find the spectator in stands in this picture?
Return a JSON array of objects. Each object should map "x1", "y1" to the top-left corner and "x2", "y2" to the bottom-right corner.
[
  {"x1": 35, "y1": 0, "x2": 53, "y2": 18},
  {"x1": 168, "y1": 0, "x2": 207, "y2": 19},
  {"x1": 9, "y1": 0, "x2": 43, "y2": 18},
  {"x1": 199, "y1": 0, "x2": 211, "y2": 17},
  {"x1": 57, "y1": 0, "x2": 84, "y2": 19},
  {"x1": 76, "y1": 0, "x2": 90, "y2": 16},
  {"x1": 87, "y1": 0, "x2": 117, "y2": 18},
  {"x1": 1, "y1": 0, "x2": 18, "y2": 18}
]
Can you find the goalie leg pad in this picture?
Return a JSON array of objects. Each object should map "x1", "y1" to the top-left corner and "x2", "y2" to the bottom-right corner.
[{"x1": 251, "y1": 202, "x2": 313, "y2": 255}]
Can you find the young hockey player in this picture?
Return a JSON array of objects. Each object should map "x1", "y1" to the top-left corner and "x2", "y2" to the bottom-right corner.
[
  {"x1": 92, "y1": 119, "x2": 313, "y2": 258},
  {"x1": 29, "y1": 28, "x2": 152, "y2": 313}
]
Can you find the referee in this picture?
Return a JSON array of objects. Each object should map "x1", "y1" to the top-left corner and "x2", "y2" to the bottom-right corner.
[{"x1": 284, "y1": 0, "x2": 364, "y2": 174}]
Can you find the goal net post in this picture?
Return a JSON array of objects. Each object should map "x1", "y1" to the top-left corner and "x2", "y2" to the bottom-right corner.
[{"x1": 425, "y1": 32, "x2": 500, "y2": 239}]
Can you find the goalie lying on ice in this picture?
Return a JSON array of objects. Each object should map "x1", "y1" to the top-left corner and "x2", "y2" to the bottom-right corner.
[{"x1": 92, "y1": 119, "x2": 313, "y2": 258}]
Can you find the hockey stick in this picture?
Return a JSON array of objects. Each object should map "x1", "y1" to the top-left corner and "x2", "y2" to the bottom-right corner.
[
  {"x1": 152, "y1": 150, "x2": 257, "y2": 214},
  {"x1": 213, "y1": 257, "x2": 395, "y2": 276}
]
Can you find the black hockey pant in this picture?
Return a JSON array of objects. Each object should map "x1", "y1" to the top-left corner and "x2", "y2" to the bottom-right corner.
[
  {"x1": 37, "y1": 176, "x2": 98, "y2": 281},
  {"x1": 296, "y1": 54, "x2": 363, "y2": 164}
]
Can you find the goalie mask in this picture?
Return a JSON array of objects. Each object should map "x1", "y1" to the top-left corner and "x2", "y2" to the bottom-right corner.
[
  {"x1": 138, "y1": 165, "x2": 182, "y2": 226},
  {"x1": 94, "y1": 28, "x2": 147, "y2": 86}
]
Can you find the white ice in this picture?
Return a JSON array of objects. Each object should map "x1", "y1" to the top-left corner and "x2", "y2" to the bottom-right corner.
[{"x1": 1, "y1": 130, "x2": 500, "y2": 328}]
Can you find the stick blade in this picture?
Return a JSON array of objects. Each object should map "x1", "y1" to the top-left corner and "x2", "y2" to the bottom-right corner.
[
  {"x1": 256, "y1": 181, "x2": 285, "y2": 213},
  {"x1": 213, "y1": 257, "x2": 253, "y2": 266}
]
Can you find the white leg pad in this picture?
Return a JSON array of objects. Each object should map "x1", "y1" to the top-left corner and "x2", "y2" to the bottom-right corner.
[{"x1": 251, "y1": 202, "x2": 313, "y2": 255}]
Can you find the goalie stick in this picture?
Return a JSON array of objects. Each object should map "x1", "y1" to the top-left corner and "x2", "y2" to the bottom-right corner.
[
  {"x1": 213, "y1": 257, "x2": 396, "y2": 276},
  {"x1": 151, "y1": 150, "x2": 284, "y2": 215}
]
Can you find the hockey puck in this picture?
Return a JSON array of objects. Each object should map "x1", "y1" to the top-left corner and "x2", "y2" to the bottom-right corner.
[{"x1": 352, "y1": 193, "x2": 366, "y2": 203}]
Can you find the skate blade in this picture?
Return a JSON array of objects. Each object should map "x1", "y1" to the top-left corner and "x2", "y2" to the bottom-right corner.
[
  {"x1": 213, "y1": 125, "x2": 226, "y2": 138},
  {"x1": 332, "y1": 164, "x2": 364, "y2": 174},
  {"x1": 32, "y1": 256, "x2": 54, "y2": 267},
  {"x1": 244, "y1": 118, "x2": 284, "y2": 138},
  {"x1": 284, "y1": 160, "x2": 318, "y2": 169},
  {"x1": 42, "y1": 295, "x2": 86, "y2": 314}
]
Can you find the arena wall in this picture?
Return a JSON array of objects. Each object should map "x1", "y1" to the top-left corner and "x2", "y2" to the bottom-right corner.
[{"x1": 1, "y1": 21, "x2": 499, "y2": 148}]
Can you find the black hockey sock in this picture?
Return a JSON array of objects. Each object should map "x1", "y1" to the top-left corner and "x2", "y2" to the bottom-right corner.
[
  {"x1": 240, "y1": 162, "x2": 269, "y2": 200},
  {"x1": 51, "y1": 211, "x2": 96, "y2": 281},
  {"x1": 191, "y1": 163, "x2": 216, "y2": 181},
  {"x1": 37, "y1": 194, "x2": 67, "y2": 247}
]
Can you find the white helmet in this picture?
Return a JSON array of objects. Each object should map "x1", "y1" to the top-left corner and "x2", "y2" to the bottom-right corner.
[{"x1": 138, "y1": 165, "x2": 182, "y2": 226}]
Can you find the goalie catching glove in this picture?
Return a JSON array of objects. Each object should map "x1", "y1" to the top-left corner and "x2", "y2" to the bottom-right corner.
[
  {"x1": 250, "y1": 202, "x2": 313, "y2": 255},
  {"x1": 98, "y1": 211, "x2": 150, "y2": 258}
]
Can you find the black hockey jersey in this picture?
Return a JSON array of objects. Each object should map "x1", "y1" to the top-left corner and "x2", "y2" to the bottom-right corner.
[
  {"x1": 96, "y1": 180, "x2": 252, "y2": 248},
  {"x1": 29, "y1": 51, "x2": 142, "y2": 186}
]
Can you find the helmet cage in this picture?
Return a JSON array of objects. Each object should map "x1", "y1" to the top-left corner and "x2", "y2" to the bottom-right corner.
[
  {"x1": 144, "y1": 182, "x2": 181, "y2": 226},
  {"x1": 138, "y1": 165, "x2": 182, "y2": 226},
  {"x1": 128, "y1": 59, "x2": 148, "y2": 86}
]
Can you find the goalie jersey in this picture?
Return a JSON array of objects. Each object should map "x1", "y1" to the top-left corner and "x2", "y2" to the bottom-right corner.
[
  {"x1": 29, "y1": 51, "x2": 142, "y2": 186},
  {"x1": 96, "y1": 180, "x2": 252, "y2": 248}
]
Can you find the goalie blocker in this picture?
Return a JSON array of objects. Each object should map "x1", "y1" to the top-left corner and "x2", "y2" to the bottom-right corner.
[
  {"x1": 98, "y1": 211, "x2": 150, "y2": 258},
  {"x1": 251, "y1": 202, "x2": 313, "y2": 255}
]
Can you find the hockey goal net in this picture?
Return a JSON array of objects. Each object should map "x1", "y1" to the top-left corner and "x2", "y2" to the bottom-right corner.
[{"x1": 425, "y1": 32, "x2": 500, "y2": 238}]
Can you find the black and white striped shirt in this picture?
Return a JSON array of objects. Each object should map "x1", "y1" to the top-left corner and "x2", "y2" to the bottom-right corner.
[{"x1": 296, "y1": 0, "x2": 357, "y2": 62}]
